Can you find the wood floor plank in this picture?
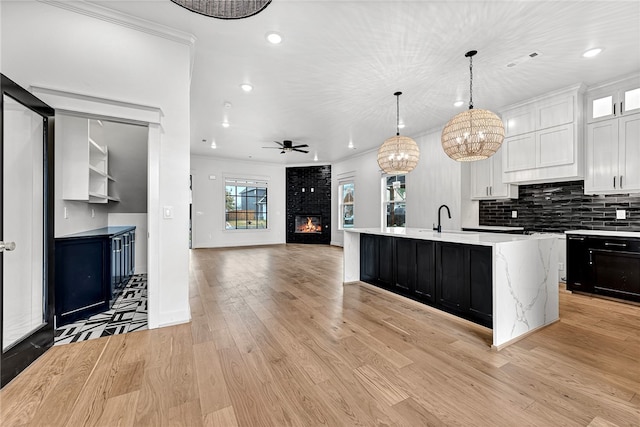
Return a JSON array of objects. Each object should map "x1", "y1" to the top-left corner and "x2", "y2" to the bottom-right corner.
[
  {"x1": 2, "y1": 244, "x2": 639, "y2": 427},
  {"x1": 192, "y1": 341, "x2": 232, "y2": 416},
  {"x1": 94, "y1": 390, "x2": 139, "y2": 427},
  {"x1": 203, "y1": 406, "x2": 239, "y2": 427}
]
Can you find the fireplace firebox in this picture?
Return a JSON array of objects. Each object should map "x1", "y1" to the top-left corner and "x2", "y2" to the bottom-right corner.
[{"x1": 295, "y1": 215, "x2": 322, "y2": 234}]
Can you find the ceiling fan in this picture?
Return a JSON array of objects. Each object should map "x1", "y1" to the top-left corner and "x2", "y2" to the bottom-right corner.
[{"x1": 262, "y1": 140, "x2": 309, "y2": 154}]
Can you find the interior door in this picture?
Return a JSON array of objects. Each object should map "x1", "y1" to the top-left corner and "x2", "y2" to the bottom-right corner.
[{"x1": 0, "y1": 74, "x2": 55, "y2": 388}]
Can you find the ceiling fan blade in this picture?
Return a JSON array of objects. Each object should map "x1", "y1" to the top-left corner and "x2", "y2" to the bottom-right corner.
[
  {"x1": 273, "y1": 141, "x2": 284, "y2": 147},
  {"x1": 262, "y1": 146, "x2": 283, "y2": 149},
  {"x1": 292, "y1": 144, "x2": 309, "y2": 148},
  {"x1": 293, "y1": 148, "x2": 309, "y2": 153}
]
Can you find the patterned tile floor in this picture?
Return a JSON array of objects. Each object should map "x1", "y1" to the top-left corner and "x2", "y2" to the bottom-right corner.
[{"x1": 54, "y1": 274, "x2": 147, "y2": 346}]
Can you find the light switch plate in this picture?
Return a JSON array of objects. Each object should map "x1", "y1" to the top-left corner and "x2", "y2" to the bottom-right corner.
[
  {"x1": 163, "y1": 206, "x2": 174, "y2": 219},
  {"x1": 616, "y1": 209, "x2": 626, "y2": 220},
  {"x1": 511, "y1": 210, "x2": 518, "y2": 218}
]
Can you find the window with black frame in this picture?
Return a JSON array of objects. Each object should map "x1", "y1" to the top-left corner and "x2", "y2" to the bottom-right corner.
[{"x1": 225, "y1": 179, "x2": 268, "y2": 230}]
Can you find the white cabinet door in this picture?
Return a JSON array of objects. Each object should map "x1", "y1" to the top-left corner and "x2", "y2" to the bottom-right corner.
[
  {"x1": 586, "y1": 120, "x2": 619, "y2": 193},
  {"x1": 503, "y1": 107, "x2": 535, "y2": 137},
  {"x1": 536, "y1": 124, "x2": 574, "y2": 168},
  {"x1": 537, "y1": 95, "x2": 573, "y2": 129},
  {"x1": 587, "y1": 91, "x2": 616, "y2": 123},
  {"x1": 619, "y1": 114, "x2": 640, "y2": 192},
  {"x1": 622, "y1": 85, "x2": 640, "y2": 116},
  {"x1": 503, "y1": 133, "x2": 536, "y2": 172},
  {"x1": 470, "y1": 157, "x2": 492, "y2": 199},
  {"x1": 489, "y1": 148, "x2": 513, "y2": 198}
]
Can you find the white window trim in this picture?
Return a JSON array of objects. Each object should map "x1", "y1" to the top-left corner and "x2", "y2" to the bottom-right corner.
[
  {"x1": 382, "y1": 174, "x2": 406, "y2": 228},
  {"x1": 338, "y1": 180, "x2": 355, "y2": 230}
]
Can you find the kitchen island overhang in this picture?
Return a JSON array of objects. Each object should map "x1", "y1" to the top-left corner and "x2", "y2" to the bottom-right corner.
[{"x1": 343, "y1": 228, "x2": 560, "y2": 349}]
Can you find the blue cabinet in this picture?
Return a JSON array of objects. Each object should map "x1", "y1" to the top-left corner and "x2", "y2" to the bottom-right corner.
[{"x1": 55, "y1": 226, "x2": 135, "y2": 326}]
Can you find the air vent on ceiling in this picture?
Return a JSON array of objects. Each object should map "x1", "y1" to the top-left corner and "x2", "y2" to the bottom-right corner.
[{"x1": 506, "y1": 51, "x2": 543, "y2": 68}]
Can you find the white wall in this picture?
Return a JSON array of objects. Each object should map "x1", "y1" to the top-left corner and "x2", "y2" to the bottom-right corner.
[
  {"x1": 331, "y1": 128, "x2": 471, "y2": 246},
  {"x1": 1, "y1": 1, "x2": 192, "y2": 328},
  {"x1": 331, "y1": 149, "x2": 384, "y2": 246},
  {"x1": 191, "y1": 155, "x2": 286, "y2": 248}
]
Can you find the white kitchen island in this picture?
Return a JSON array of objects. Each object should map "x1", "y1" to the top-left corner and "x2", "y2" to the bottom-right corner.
[{"x1": 344, "y1": 228, "x2": 560, "y2": 349}]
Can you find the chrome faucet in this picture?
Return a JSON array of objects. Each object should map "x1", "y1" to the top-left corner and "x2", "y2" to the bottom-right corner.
[{"x1": 433, "y1": 204, "x2": 451, "y2": 233}]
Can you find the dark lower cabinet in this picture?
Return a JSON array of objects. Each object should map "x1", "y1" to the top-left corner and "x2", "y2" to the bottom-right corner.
[
  {"x1": 360, "y1": 233, "x2": 393, "y2": 289},
  {"x1": 436, "y1": 243, "x2": 466, "y2": 312},
  {"x1": 55, "y1": 238, "x2": 109, "y2": 326},
  {"x1": 567, "y1": 234, "x2": 640, "y2": 303},
  {"x1": 55, "y1": 226, "x2": 136, "y2": 327},
  {"x1": 394, "y1": 238, "x2": 416, "y2": 294},
  {"x1": 566, "y1": 235, "x2": 592, "y2": 293},
  {"x1": 360, "y1": 234, "x2": 491, "y2": 328},
  {"x1": 467, "y1": 246, "x2": 493, "y2": 326},
  {"x1": 435, "y1": 243, "x2": 493, "y2": 327},
  {"x1": 415, "y1": 241, "x2": 435, "y2": 302}
]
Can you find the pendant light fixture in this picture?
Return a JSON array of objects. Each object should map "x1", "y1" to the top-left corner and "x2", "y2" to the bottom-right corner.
[
  {"x1": 377, "y1": 92, "x2": 420, "y2": 174},
  {"x1": 441, "y1": 50, "x2": 505, "y2": 162},
  {"x1": 170, "y1": 0, "x2": 271, "y2": 19}
]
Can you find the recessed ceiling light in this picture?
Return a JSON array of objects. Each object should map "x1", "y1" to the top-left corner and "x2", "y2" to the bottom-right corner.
[
  {"x1": 313, "y1": 153, "x2": 318, "y2": 162},
  {"x1": 348, "y1": 141, "x2": 355, "y2": 149},
  {"x1": 398, "y1": 122, "x2": 406, "y2": 129},
  {"x1": 222, "y1": 122, "x2": 230, "y2": 128},
  {"x1": 583, "y1": 48, "x2": 603, "y2": 58},
  {"x1": 210, "y1": 141, "x2": 217, "y2": 149},
  {"x1": 240, "y1": 83, "x2": 253, "y2": 92},
  {"x1": 454, "y1": 100, "x2": 465, "y2": 107},
  {"x1": 266, "y1": 32, "x2": 282, "y2": 45}
]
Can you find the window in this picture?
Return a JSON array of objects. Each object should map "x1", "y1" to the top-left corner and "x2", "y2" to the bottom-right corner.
[
  {"x1": 338, "y1": 182, "x2": 355, "y2": 229},
  {"x1": 384, "y1": 175, "x2": 406, "y2": 227},
  {"x1": 225, "y1": 179, "x2": 268, "y2": 230}
]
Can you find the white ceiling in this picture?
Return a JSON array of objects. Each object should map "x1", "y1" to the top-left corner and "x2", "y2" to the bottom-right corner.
[{"x1": 92, "y1": 0, "x2": 640, "y2": 164}]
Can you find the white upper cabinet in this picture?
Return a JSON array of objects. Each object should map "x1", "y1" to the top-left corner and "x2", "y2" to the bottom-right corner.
[
  {"x1": 470, "y1": 147, "x2": 517, "y2": 200},
  {"x1": 587, "y1": 74, "x2": 640, "y2": 123},
  {"x1": 59, "y1": 114, "x2": 119, "y2": 203},
  {"x1": 500, "y1": 84, "x2": 585, "y2": 184},
  {"x1": 586, "y1": 112, "x2": 640, "y2": 194}
]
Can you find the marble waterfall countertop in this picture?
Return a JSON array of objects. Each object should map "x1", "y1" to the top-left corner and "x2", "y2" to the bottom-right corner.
[
  {"x1": 345, "y1": 227, "x2": 557, "y2": 246},
  {"x1": 343, "y1": 227, "x2": 560, "y2": 349}
]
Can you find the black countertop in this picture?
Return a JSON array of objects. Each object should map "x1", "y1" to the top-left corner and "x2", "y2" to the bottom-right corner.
[{"x1": 57, "y1": 226, "x2": 136, "y2": 239}]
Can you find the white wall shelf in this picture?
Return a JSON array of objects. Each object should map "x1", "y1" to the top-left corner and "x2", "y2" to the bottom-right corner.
[{"x1": 60, "y1": 115, "x2": 119, "y2": 203}]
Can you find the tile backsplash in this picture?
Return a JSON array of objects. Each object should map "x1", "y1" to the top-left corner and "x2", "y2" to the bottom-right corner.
[{"x1": 479, "y1": 181, "x2": 640, "y2": 232}]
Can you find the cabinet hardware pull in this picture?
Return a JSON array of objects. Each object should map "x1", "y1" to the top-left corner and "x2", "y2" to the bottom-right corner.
[
  {"x1": 604, "y1": 242, "x2": 627, "y2": 247},
  {"x1": 621, "y1": 101, "x2": 623, "y2": 114},
  {"x1": 589, "y1": 250, "x2": 593, "y2": 265},
  {"x1": 486, "y1": 187, "x2": 489, "y2": 196},
  {"x1": 490, "y1": 186, "x2": 492, "y2": 196},
  {"x1": 569, "y1": 236, "x2": 585, "y2": 241},
  {"x1": 620, "y1": 175, "x2": 623, "y2": 189},
  {"x1": 613, "y1": 176, "x2": 616, "y2": 188},
  {"x1": 613, "y1": 102, "x2": 616, "y2": 116}
]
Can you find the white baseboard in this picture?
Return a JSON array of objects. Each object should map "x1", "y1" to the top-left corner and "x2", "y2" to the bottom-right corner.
[
  {"x1": 330, "y1": 240, "x2": 343, "y2": 247},
  {"x1": 149, "y1": 308, "x2": 191, "y2": 329}
]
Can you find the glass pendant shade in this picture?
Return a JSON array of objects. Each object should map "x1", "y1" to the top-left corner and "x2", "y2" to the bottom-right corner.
[
  {"x1": 441, "y1": 108, "x2": 505, "y2": 161},
  {"x1": 441, "y1": 50, "x2": 505, "y2": 162},
  {"x1": 377, "y1": 135, "x2": 420, "y2": 174},
  {"x1": 378, "y1": 91, "x2": 420, "y2": 174}
]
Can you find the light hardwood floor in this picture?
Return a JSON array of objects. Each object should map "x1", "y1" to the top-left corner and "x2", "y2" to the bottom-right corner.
[{"x1": 1, "y1": 244, "x2": 639, "y2": 426}]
